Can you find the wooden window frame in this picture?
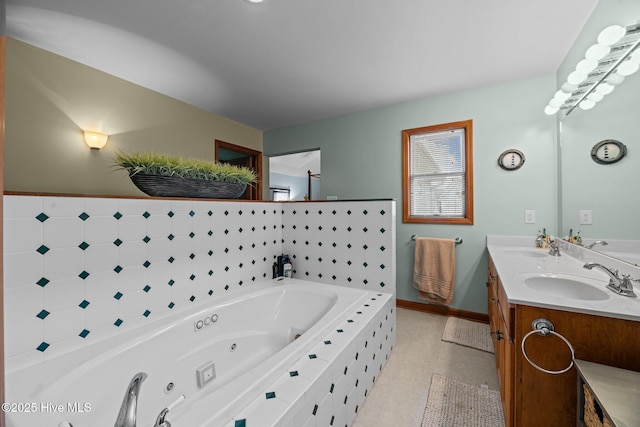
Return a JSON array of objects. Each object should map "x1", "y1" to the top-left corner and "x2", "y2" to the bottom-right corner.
[{"x1": 402, "y1": 120, "x2": 474, "y2": 224}]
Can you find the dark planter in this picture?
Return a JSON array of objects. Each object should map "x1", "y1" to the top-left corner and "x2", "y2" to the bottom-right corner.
[{"x1": 129, "y1": 173, "x2": 247, "y2": 199}]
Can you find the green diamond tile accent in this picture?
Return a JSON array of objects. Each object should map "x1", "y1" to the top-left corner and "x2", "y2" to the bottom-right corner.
[
  {"x1": 189, "y1": 210, "x2": 195, "y2": 217},
  {"x1": 79, "y1": 300, "x2": 90, "y2": 309},
  {"x1": 114, "y1": 265, "x2": 123, "y2": 274},
  {"x1": 79, "y1": 271, "x2": 90, "y2": 280},
  {"x1": 235, "y1": 420, "x2": 246, "y2": 427},
  {"x1": 36, "y1": 309, "x2": 50, "y2": 320},
  {"x1": 142, "y1": 211, "x2": 150, "y2": 219},
  {"x1": 113, "y1": 238, "x2": 123, "y2": 246},
  {"x1": 35, "y1": 213, "x2": 49, "y2": 223},
  {"x1": 168, "y1": 257, "x2": 175, "y2": 263},
  {"x1": 168, "y1": 234, "x2": 174, "y2": 241},
  {"x1": 168, "y1": 279, "x2": 175, "y2": 286},
  {"x1": 79, "y1": 329, "x2": 90, "y2": 338},
  {"x1": 380, "y1": 209, "x2": 386, "y2": 215},
  {"x1": 143, "y1": 236, "x2": 151, "y2": 243},
  {"x1": 143, "y1": 310, "x2": 151, "y2": 317},
  {"x1": 189, "y1": 274, "x2": 196, "y2": 281},
  {"x1": 208, "y1": 230, "x2": 213, "y2": 236},
  {"x1": 36, "y1": 277, "x2": 50, "y2": 287},
  {"x1": 143, "y1": 285, "x2": 151, "y2": 292},
  {"x1": 114, "y1": 319, "x2": 123, "y2": 327},
  {"x1": 208, "y1": 210, "x2": 213, "y2": 216},
  {"x1": 189, "y1": 232, "x2": 195, "y2": 238},
  {"x1": 143, "y1": 260, "x2": 151, "y2": 268},
  {"x1": 380, "y1": 227, "x2": 386, "y2": 233},
  {"x1": 189, "y1": 253, "x2": 195, "y2": 259},
  {"x1": 167, "y1": 211, "x2": 174, "y2": 218},
  {"x1": 78, "y1": 212, "x2": 90, "y2": 221},
  {"x1": 114, "y1": 292, "x2": 123, "y2": 300},
  {"x1": 36, "y1": 245, "x2": 50, "y2": 255},
  {"x1": 380, "y1": 264, "x2": 385, "y2": 269},
  {"x1": 308, "y1": 354, "x2": 317, "y2": 359},
  {"x1": 265, "y1": 391, "x2": 276, "y2": 399},
  {"x1": 189, "y1": 295, "x2": 196, "y2": 302},
  {"x1": 168, "y1": 302, "x2": 175, "y2": 309},
  {"x1": 113, "y1": 212, "x2": 123, "y2": 220},
  {"x1": 36, "y1": 342, "x2": 50, "y2": 352},
  {"x1": 289, "y1": 371, "x2": 299, "y2": 377},
  {"x1": 78, "y1": 241, "x2": 90, "y2": 251}
]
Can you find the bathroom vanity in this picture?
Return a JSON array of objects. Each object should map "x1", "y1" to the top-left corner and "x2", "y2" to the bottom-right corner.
[{"x1": 486, "y1": 236, "x2": 640, "y2": 427}]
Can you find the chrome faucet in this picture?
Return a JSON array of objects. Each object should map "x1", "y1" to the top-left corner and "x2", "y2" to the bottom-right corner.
[
  {"x1": 548, "y1": 239, "x2": 561, "y2": 257},
  {"x1": 583, "y1": 262, "x2": 638, "y2": 297},
  {"x1": 115, "y1": 372, "x2": 148, "y2": 427},
  {"x1": 586, "y1": 240, "x2": 608, "y2": 250}
]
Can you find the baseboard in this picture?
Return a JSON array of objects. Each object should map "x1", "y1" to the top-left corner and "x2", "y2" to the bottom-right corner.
[{"x1": 396, "y1": 299, "x2": 489, "y2": 323}]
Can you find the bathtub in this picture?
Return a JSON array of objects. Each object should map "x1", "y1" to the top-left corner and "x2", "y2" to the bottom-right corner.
[{"x1": 5, "y1": 278, "x2": 395, "y2": 427}]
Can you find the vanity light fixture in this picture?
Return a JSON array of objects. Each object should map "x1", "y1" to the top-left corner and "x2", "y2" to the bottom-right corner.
[
  {"x1": 545, "y1": 22, "x2": 640, "y2": 117},
  {"x1": 83, "y1": 131, "x2": 108, "y2": 150}
]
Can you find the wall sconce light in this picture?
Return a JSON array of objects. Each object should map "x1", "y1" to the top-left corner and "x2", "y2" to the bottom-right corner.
[
  {"x1": 83, "y1": 131, "x2": 108, "y2": 149},
  {"x1": 545, "y1": 22, "x2": 640, "y2": 117}
]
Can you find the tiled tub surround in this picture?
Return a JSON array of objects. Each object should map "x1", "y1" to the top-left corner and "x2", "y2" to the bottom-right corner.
[
  {"x1": 6, "y1": 279, "x2": 395, "y2": 427},
  {"x1": 3, "y1": 196, "x2": 395, "y2": 370}
]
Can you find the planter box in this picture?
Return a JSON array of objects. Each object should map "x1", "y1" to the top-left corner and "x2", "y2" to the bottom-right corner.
[{"x1": 129, "y1": 173, "x2": 247, "y2": 199}]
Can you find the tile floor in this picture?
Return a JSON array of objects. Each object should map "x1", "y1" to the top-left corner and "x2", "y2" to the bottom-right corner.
[{"x1": 352, "y1": 307, "x2": 500, "y2": 427}]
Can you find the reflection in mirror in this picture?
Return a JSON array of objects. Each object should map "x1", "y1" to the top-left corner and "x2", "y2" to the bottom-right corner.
[{"x1": 558, "y1": 0, "x2": 640, "y2": 265}]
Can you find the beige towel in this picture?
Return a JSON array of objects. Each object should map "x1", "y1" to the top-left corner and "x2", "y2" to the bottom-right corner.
[{"x1": 412, "y1": 237, "x2": 455, "y2": 306}]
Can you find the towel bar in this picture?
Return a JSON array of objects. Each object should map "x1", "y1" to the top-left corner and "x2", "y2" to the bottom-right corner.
[{"x1": 410, "y1": 235, "x2": 463, "y2": 245}]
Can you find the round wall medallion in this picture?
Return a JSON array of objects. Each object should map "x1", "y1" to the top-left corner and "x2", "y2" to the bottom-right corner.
[
  {"x1": 591, "y1": 139, "x2": 627, "y2": 165},
  {"x1": 498, "y1": 149, "x2": 526, "y2": 171}
]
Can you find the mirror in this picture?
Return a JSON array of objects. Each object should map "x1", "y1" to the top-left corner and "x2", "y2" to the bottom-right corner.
[{"x1": 559, "y1": 0, "x2": 640, "y2": 265}]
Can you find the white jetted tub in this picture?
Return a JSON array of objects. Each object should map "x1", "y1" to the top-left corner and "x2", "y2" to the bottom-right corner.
[{"x1": 6, "y1": 278, "x2": 395, "y2": 427}]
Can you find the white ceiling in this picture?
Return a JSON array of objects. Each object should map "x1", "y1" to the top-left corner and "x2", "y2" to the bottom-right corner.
[{"x1": 6, "y1": 0, "x2": 598, "y2": 131}]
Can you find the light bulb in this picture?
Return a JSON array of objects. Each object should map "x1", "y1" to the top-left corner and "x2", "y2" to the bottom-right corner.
[
  {"x1": 544, "y1": 105, "x2": 559, "y2": 115},
  {"x1": 576, "y1": 59, "x2": 597, "y2": 74},
  {"x1": 579, "y1": 100, "x2": 596, "y2": 110},
  {"x1": 561, "y1": 82, "x2": 577, "y2": 93},
  {"x1": 606, "y1": 72, "x2": 625, "y2": 86},
  {"x1": 595, "y1": 83, "x2": 615, "y2": 95},
  {"x1": 585, "y1": 44, "x2": 610, "y2": 61},
  {"x1": 630, "y1": 49, "x2": 640, "y2": 64},
  {"x1": 567, "y1": 71, "x2": 587, "y2": 85},
  {"x1": 549, "y1": 98, "x2": 562, "y2": 108},
  {"x1": 587, "y1": 92, "x2": 604, "y2": 102},
  {"x1": 553, "y1": 90, "x2": 571, "y2": 103},
  {"x1": 617, "y1": 60, "x2": 639, "y2": 76},
  {"x1": 597, "y1": 25, "x2": 625, "y2": 46}
]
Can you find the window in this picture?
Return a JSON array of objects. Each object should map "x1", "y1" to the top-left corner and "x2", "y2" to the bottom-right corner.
[{"x1": 402, "y1": 120, "x2": 473, "y2": 224}]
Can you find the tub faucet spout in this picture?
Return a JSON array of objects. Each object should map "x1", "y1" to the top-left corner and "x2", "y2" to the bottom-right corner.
[{"x1": 115, "y1": 372, "x2": 148, "y2": 427}]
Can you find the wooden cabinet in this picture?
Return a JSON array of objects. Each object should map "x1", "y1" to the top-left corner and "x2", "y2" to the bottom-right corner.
[
  {"x1": 487, "y1": 255, "x2": 640, "y2": 427},
  {"x1": 487, "y1": 257, "x2": 514, "y2": 426}
]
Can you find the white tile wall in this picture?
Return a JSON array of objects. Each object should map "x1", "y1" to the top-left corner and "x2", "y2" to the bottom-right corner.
[{"x1": 3, "y1": 196, "x2": 396, "y2": 374}]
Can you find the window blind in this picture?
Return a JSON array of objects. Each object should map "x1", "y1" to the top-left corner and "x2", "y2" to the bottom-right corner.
[{"x1": 409, "y1": 128, "x2": 466, "y2": 217}]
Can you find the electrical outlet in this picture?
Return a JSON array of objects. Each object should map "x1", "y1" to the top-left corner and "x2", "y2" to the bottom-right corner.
[
  {"x1": 580, "y1": 210, "x2": 592, "y2": 225},
  {"x1": 524, "y1": 210, "x2": 536, "y2": 224}
]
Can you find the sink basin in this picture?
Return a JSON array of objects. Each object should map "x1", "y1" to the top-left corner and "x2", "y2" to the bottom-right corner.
[
  {"x1": 502, "y1": 249, "x2": 547, "y2": 258},
  {"x1": 521, "y1": 274, "x2": 610, "y2": 301}
]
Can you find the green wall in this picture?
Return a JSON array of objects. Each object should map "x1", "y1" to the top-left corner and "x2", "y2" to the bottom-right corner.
[
  {"x1": 264, "y1": 74, "x2": 558, "y2": 313},
  {"x1": 5, "y1": 38, "x2": 262, "y2": 196}
]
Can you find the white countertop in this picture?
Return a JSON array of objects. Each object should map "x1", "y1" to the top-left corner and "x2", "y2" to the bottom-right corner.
[{"x1": 487, "y1": 236, "x2": 640, "y2": 322}]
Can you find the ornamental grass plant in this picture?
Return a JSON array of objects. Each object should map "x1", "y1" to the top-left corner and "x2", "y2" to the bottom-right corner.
[{"x1": 113, "y1": 151, "x2": 257, "y2": 185}]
